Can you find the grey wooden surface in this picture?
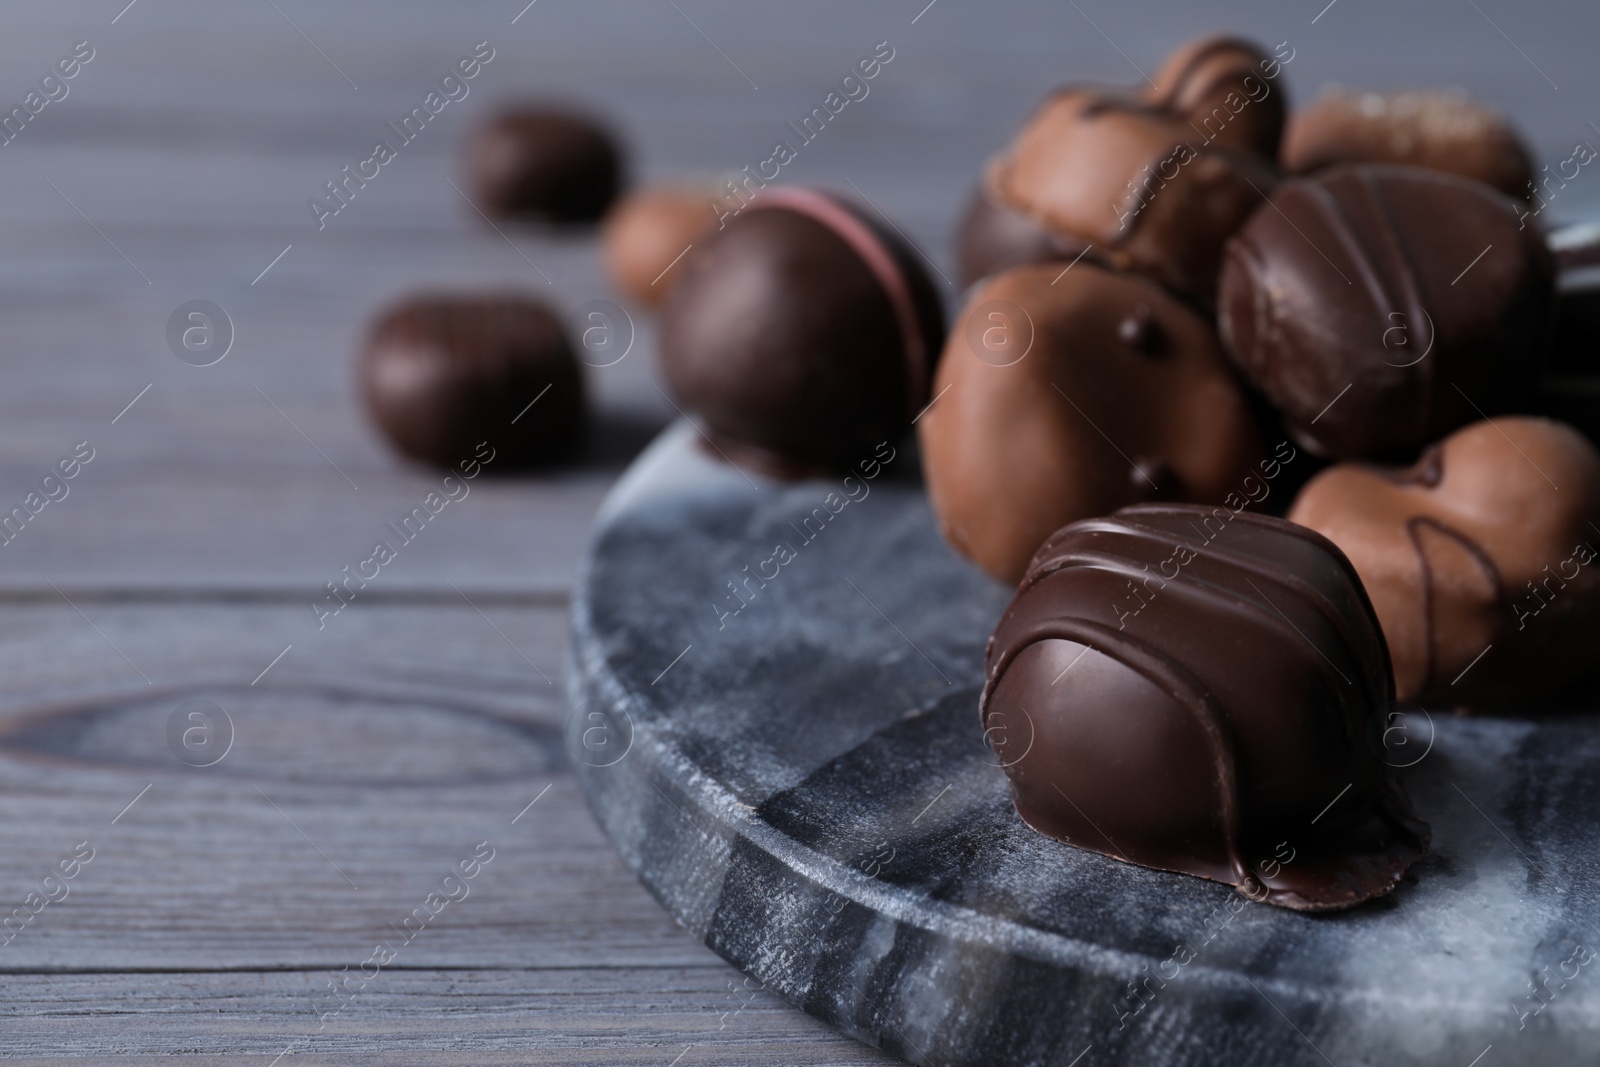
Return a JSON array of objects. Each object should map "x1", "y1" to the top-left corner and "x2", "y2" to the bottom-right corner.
[{"x1": 0, "y1": 0, "x2": 1597, "y2": 1061}]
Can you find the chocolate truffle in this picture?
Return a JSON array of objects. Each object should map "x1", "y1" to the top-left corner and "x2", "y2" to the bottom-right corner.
[
  {"x1": 920, "y1": 261, "x2": 1266, "y2": 585},
  {"x1": 1282, "y1": 90, "x2": 1534, "y2": 201},
  {"x1": 982, "y1": 504, "x2": 1430, "y2": 911},
  {"x1": 468, "y1": 108, "x2": 622, "y2": 222},
  {"x1": 1287, "y1": 417, "x2": 1600, "y2": 707},
  {"x1": 1219, "y1": 164, "x2": 1556, "y2": 460},
  {"x1": 989, "y1": 88, "x2": 1278, "y2": 301},
  {"x1": 660, "y1": 187, "x2": 944, "y2": 476},
  {"x1": 955, "y1": 182, "x2": 1088, "y2": 289},
  {"x1": 1145, "y1": 35, "x2": 1289, "y2": 158},
  {"x1": 602, "y1": 185, "x2": 718, "y2": 308},
  {"x1": 360, "y1": 294, "x2": 585, "y2": 469}
]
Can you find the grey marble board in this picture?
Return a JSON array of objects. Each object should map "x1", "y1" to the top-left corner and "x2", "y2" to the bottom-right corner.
[{"x1": 567, "y1": 420, "x2": 1600, "y2": 1067}]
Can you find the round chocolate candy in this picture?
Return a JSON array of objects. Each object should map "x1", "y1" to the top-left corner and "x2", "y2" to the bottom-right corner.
[
  {"x1": 1144, "y1": 35, "x2": 1288, "y2": 158},
  {"x1": 1282, "y1": 90, "x2": 1534, "y2": 201},
  {"x1": 954, "y1": 182, "x2": 1088, "y2": 289},
  {"x1": 981, "y1": 504, "x2": 1430, "y2": 911},
  {"x1": 1218, "y1": 163, "x2": 1556, "y2": 460},
  {"x1": 602, "y1": 184, "x2": 718, "y2": 308},
  {"x1": 988, "y1": 88, "x2": 1279, "y2": 303},
  {"x1": 468, "y1": 107, "x2": 622, "y2": 223},
  {"x1": 1288, "y1": 416, "x2": 1600, "y2": 708},
  {"x1": 360, "y1": 293, "x2": 585, "y2": 470},
  {"x1": 919, "y1": 261, "x2": 1266, "y2": 586},
  {"x1": 659, "y1": 187, "x2": 945, "y2": 476}
]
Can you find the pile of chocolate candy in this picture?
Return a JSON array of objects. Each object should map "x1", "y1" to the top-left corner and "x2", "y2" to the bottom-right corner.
[
  {"x1": 356, "y1": 38, "x2": 1600, "y2": 910},
  {"x1": 944, "y1": 35, "x2": 1600, "y2": 910}
]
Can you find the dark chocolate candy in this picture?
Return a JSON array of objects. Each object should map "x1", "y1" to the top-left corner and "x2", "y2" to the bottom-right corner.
[
  {"x1": 468, "y1": 108, "x2": 622, "y2": 223},
  {"x1": 981, "y1": 504, "x2": 1429, "y2": 911},
  {"x1": 954, "y1": 182, "x2": 1088, "y2": 289},
  {"x1": 989, "y1": 88, "x2": 1278, "y2": 302},
  {"x1": 1145, "y1": 35, "x2": 1288, "y2": 158},
  {"x1": 360, "y1": 294, "x2": 585, "y2": 470},
  {"x1": 1288, "y1": 417, "x2": 1600, "y2": 707},
  {"x1": 1219, "y1": 163, "x2": 1556, "y2": 460},
  {"x1": 660, "y1": 187, "x2": 944, "y2": 476},
  {"x1": 1282, "y1": 90, "x2": 1534, "y2": 202}
]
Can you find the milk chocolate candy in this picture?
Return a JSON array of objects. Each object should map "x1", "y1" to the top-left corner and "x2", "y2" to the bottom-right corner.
[
  {"x1": 660, "y1": 187, "x2": 944, "y2": 476},
  {"x1": 919, "y1": 262, "x2": 1267, "y2": 586},
  {"x1": 468, "y1": 108, "x2": 622, "y2": 223},
  {"x1": 602, "y1": 185, "x2": 718, "y2": 308},
  {"x1": 955, "y1": 182, "x2": 1089, "y2": 289},
  {"x1": 1283, "y1": 90, "x2": 1534, "y2": 201},
  {"x1": 360, "y1": 294, "x2": 585, "y2": 470},
  {"x1": 982, "y1": 504, "x2": 1429, "y2": 911},
  {"x1": 1219, "y1": 164, "x2": 1556, "y2": 460},
  {"x1": 989, "y1": 89, "x2": 1278, "y2": 301},
  {"x1": 1288, "y1": 417, "x2": 1600, "y2": 707},
  {"x1": 1145, "y1": 35, "x2": 1288, "y2": 158}
]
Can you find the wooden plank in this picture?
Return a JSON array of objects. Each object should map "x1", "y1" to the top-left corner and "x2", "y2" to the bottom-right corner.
[
  {"x1": 0, "y1": 968, "x2": 894, "y2": 1063},
  {"x1": 0, "y1": 601, "x2": 890, "y2": 1060}
]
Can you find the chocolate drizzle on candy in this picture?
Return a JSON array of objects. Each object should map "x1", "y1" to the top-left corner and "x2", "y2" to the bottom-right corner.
[
  {"x1": 987, "y1": 88, "x2": 1278, "y2": 302},
  {"x1": 1219, "y1": 163, "x2": 1556, "y2": 460},
  {"x1": 981, "y1": 504, "x2": 1429, "y2": 911},
  {"x1": 1289, "y1": 416, "x2": 1600, "y2": 707}
]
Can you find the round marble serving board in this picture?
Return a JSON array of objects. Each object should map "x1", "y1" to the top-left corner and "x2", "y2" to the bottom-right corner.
[{"x1": 567, "y1": 420, "x2": 1600, "y2": 1067}]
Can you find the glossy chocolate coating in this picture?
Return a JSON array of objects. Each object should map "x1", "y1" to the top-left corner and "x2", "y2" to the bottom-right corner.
[
  {"x1": 955, "y1": 182, "x2": 1088, "y2": 289},
  {"x1": 660, "y1": 188, "x2": 944, "y2": 476},
  {"x1": 919, "y1": 262, "x2": 1266, "y2": 586},
  {"x1": 468, "y1": 108, "x2": 622, "y2": 222},
  {"x1": 1145, "y1": 35, "x2": 1288, "y2": 158},
  {"x1": 602, "y1": 185, "x2": 717, "y2": 308},
  {"x1": 989, "y1": 89, "x2": 1278, "y2": 302},
  {"x1": 982, "y1": 504, "x2": 1429, "y2": 911},
  {"x1": 1288, "y1": 417, "x2": 1600, "y2": 707},
  {"x1": 360, "y1": 294, "x2": 585, "y2": 469},
  {"x1": 1283, "y1": 90, "x2": 1534, "y2": 201},
  {"x1": 1219, "y1": 164, "x2": 1556, "y2": 460}
]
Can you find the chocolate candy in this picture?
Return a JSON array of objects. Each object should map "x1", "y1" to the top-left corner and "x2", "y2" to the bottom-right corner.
[
  {"x1": 660, "y1": 187, "x2": 944, "y2": 475},
  {"x1": 468, "y1": 108, "x2": 622, "y2": 222},
  {"x1": 1145, "y1": 35, "x2": 1289, "y2": 158},
  {"x1": 602, "y1": 185, "x2": 717, "y2": 307},
  {"x1": 981, "y1": 504, "x2": 1430, "y2": 911},
  {"x1": 988, "y1": 88, "x2": 1278, "y2": 301},
  {"x1": 1282, "y1": 90, "x2": 1534, "y2": 201},
  {"x1": 919, "y1": 261, "x2": 1265, "y2": 585},
  {"x1": 1219, "y1": 164, "x2": 1556, "y2": 460},
  {"x1": 360, "y1": 294, "x2": 585, "y2": 469},
  {"x1": 1287, "y1": 417, "x2": 1600, "y2": 707},
  {"x1": 955, "y1": 182, "x2": 1087, "y2": 289}
]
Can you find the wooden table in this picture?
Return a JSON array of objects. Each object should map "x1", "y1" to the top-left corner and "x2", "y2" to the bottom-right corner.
[{"x1": 0, "y1": 1, "x2": 1594, "y2": 1061}]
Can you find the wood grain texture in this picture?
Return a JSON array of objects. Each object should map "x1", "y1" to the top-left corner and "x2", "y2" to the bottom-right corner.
[
  {"x1": 0, "y1": 603, "x2": 890, "y2": 1062},
  {"x1": 2, "y1": 0, "x2": 1598, "y2": 1061}
]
